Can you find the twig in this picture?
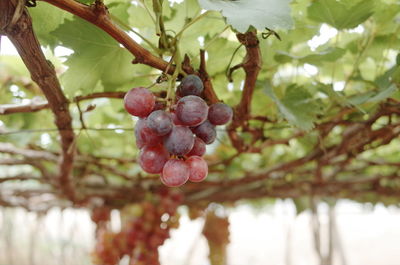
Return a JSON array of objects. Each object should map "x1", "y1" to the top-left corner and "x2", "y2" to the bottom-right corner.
[
  {"x1": 198, "y1": 49, "x2": 219, "y2": 104},
  {"x1": 0, "y1": 100, "x2": 49, "y2": 115},
  {"x1": 0, "y1": 142, "x2": 58, "y2": 161},
  {"x1": 227, "y1": 31, "x2": 262, "y2": 152}
]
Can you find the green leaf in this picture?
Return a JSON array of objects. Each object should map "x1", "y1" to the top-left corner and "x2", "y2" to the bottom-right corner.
[
  {"x1": 293, "y1": 197, "x2": 310, "y2": 215},
  {"x1": 308, "y1": 0, "x2": 374, "y2": 30},
  {"x1": 274, "y1": 48, "x2": 346, "y2": 65},
  {"x1": 52, "y1": 18, "x2": 138, "y2": 96},
  {"x1": 198, "y1": 0, "x2": 293, "y2": 32},
  {"x1": 367, "y1": 67, "x2": 399, "y2": 103},
  {"x1": 348, "y1": 67, "x2": 399, "y2": 105},
  {"x1": 317, "y1": 83, "x2": 353, "y2": 107},
  {"x1": 264, "y1": 84, "x2": 322, "y2": 131},
  {"x1": 301, "y1": 48, "x2": 346, "y2": 64},
  {"x1": 366, "y1": 84, "x2": 398, "y2": 103},
  {"x1": 28, "y1": 2, "x2": 72, "y2": 47}
]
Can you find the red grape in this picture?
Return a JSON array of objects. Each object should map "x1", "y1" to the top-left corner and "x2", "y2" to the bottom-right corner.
[
  {"x1": 187, "y1": 137, "x2": 206, "y2": 157},
  {"x1": 192, "y1": 120, "x2": 216, "y2": 144},
  {"x1": 138, "y1": 145, "x2": 169, "y2": 174},
  {"x1": 187, "y1": 156, "x2": 208, "y2": 182},
  {"x1": 124, "y1": 87, "x2": 155, "y2": 117},
  {"x1": 147, "y1": 110, "x2": 173, "y2": 136},
  {"x1": 176, "y1": 96, "x2": 208, "y2": 126},
  {"x1": 163, "y1": 126, "x2": 195, "y2": 156},
  {"x1": 160, "y1": 159, "x2": 189, "y2": 187},
  {"x1": 170, "y1": 111, "x2": 184, "y2": 125},
  {"x1": 177, "y1": 74, "x2": 204, "y2": 97},
  {"x1": 208, "y1": 102, "x2": 233, "y2": 125},
  {"x1": 135, "y1": 119, "x2": 162, "y2": 148}
]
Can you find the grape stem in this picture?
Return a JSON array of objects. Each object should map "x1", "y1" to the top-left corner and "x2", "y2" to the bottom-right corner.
[
  {"x1": 166, "y1": 46, "x2": 182, "y2": 108},
  {"x1": 175, "y1": 10, "x2": 211, "y2": 40}
]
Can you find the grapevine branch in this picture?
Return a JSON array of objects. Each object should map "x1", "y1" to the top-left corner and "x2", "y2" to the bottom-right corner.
[
  {"x1": 0, "y1": 142, "x2": 58, "y2": 161},
  {"x1": 0, "y1": 0, "x2": 76, "y2": 201},
  {"x1": 0, "y1": 100, "x2": 49, "y2": 115},
  {"x1": 227, "y1": 31, "x2": 262, "y2": 151},
  {"x1": 1, "y1": 102, "x2": 399, "y2": 210},
  {"x1": 199, "y1": 49, "x2": 220, "y2": 104}
]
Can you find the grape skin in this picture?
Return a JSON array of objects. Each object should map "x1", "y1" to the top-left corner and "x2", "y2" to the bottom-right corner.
[
  {"x1": 187, "y1": 156, "x2": 208, "y2": 182},
  {"x1": 138, "y1": 145, "x2": 169, "y2": 174},
  {"x1": 134, "y1": 119, "x2": 146, "y2": 149},
  {"x1": 135, "y1": 119, "x2": 162, "y2": 148},
  {"x1": 208, "y1": 102, "x2": 233, "y2": 125},
  {"x1": 187, "y1": 137, "x2": 206, "y2": 157},
  {"x1": 147, "y1": 110, "x2": 173, "y2": 136},
  {"x1": 192, "y1": 120, "x2": 216, "y2": 144},
  {"x1": 163, "y1": 126, "x2": 195, "y2": 156},
  {"x1": 161, "y1": 159, "x2": 189, "y2": 187},
  {"x1": 124, "y1": 87, "x2": 155, "y2": 117},
  {"x1": 176, "y1": 96, "x2": 208, "y2": 126},
  {"x1": 177, "y1": 74, "x2": 204, "y2": 97},
  {"x1": 170, "y1": 111, "x2": 184, "y2": 125}
]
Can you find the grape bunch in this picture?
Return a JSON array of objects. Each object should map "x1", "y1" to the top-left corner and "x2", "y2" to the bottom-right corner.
[
  {"x1": 124, "y1": 74, "x2": 233, "y2": 187},
  {"x1": 93, "y1": 189, "x2": 183, "y2": 265}
]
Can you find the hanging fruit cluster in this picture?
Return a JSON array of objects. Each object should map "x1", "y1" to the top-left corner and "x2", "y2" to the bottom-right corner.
[
  {"x1": 124, "y1": 74, "x2": 233, "y2": 187},
  {"x1": 92, "y1": 189, "x2": 183, "y2": 265}
]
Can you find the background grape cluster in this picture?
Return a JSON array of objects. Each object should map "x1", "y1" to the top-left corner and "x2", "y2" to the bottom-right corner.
[
  {"x1": 124, "y1": 75, "x2": 233, "y2": 187},
  {"x1": 92, "y1": 189, "x2": 183, "y2": 265}
]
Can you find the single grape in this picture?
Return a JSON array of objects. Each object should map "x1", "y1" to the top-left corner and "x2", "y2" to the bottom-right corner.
[
  {"x1": 138, "y1": 144, "x2": 169, "y2": 174},
  {"x1": 160, "y1": 159, "x2": 189, "y2": 187},
  {"x1": 163, "y1": 126, "x2": 194, "y2": 155},
  {"x1": 187, "y1": 156, "x2": 208, "y2": 182},
  {"x1": 134, "y1": 119, "x2": 146, "y2": 148},
  {"x1": 170, "y1": 111, "x2": 184, "y2": 125},
  {"x1": 192, "y1": 120, "x2": 216, "y2": 144},
  {"x1": 147, "y1": 110, "x2": 173, "y2": 136},
  {"x1": 124, "y1": 87, "x2": 155, "y2": 117},
  {"x1": 176, "y1": 96, "x2": 208, "y2": 126},
  {"x1": 208, "y1": 102, "x2": 233, "y2": 125},
  {"x1": 177, "y1": 74, "x2": 204, "y2": 97},
  {"x1": 135, "y1": 118, "x2": 162, "y2": 148},
  {"x1": 187, "y1": 137, "x2": 206, "y2": 157}
]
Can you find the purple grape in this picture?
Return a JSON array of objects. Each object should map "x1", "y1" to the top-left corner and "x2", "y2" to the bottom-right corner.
[
  {"x1": 177, "y1": 75, "x2": 204, "y2": 97},
  {"x1": 163, "y1": 126, "x2": 195, "y2": 156},
  {"x1": 170, "y1": 111, "x2": 184, "y2": 125},
  {"x1": 187, "y1": 137, "x2": 206, "y2": 157},
  {"x1": 187, "y1": 156, "x2": 208, "y2": 182},
  {"x1": 124, "y1": 87, "x2": 155, "y2": 117},
  {"x1": 147, "y1": 110, "x2": 173, "y2": 136},
  {"x1": 138, "y1": 144, "x2": 169, "y2": 174},
  {"x1": 135, "y1": 118, "x2": 162, "y2": 148},
  {"x1": 208, "y1": 102, "x2": 233, "y2": 125},
  {"x1": 160, "y1": 159, "x2": 189, "y2": 187},
  {"x1": 192, "y1": 120, "x2": 216, "y2": 144},
  {"x1": 176, "y1": 96, "x2": 208, "y2": 126}
]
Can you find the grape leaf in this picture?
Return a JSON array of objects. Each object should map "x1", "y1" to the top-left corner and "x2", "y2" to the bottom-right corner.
[
  {"x1": 28, "y1": 2, "x2": 72, "y2": 47},
  {"x1": 51, "y1": 18, "x2": 138, "y2": 97},
  {"x1": 274, "y1": 48, "x2": 346, "y2": 65},
  {"x1": 198, "y1": 0, "x2": 293, "y2": 32},
  {"x1": 308, "y1": 0, "x2": 374, "y2": 30},
  {"x1": 264, "y1": 84, "x2": 322, "y2": 131}
]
